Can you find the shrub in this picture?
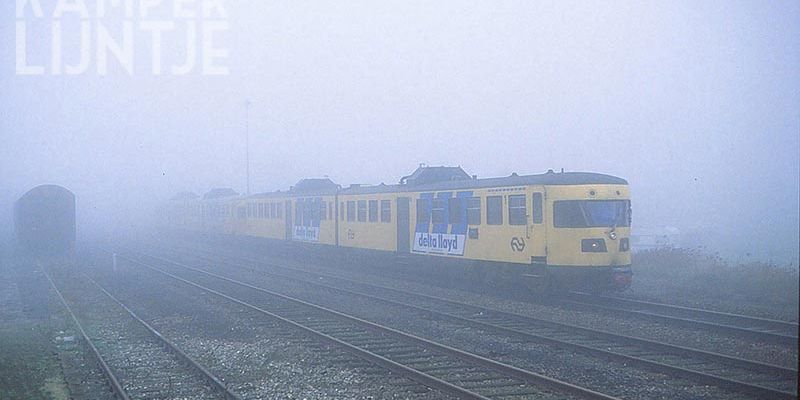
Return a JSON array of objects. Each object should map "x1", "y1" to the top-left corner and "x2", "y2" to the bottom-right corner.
[{"x1": 631, "y1": 248, "x2": 799, "y2": 318}]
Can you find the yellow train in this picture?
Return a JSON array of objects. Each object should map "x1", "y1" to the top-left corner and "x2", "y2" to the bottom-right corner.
[{"x1": 163, "y1": 166, "x2": 632, "y2": 291}]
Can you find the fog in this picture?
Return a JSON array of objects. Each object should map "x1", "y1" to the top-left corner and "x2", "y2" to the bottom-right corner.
[{"x1": 1, "y1": 1, "x2": 798, "y2": 264}]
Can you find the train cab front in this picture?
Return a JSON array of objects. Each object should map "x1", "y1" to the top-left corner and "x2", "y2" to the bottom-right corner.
[{"x1": 545, "y1": 184, "x2": 633, "y2": 291}]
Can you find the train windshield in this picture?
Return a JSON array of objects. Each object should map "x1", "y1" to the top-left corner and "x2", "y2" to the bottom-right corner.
[{"x1": 553, "y1": 200, "x2": 631, "y2": 228}]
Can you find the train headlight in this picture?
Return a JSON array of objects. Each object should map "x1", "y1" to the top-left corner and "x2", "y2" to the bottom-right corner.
[{"x1": 581, "y1": 239, "x2": 607, "y2": 253}]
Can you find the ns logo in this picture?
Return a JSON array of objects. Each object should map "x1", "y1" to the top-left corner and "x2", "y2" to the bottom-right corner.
[{"x1": 511, "y1": 237, "x2": 526, "y2": 252}]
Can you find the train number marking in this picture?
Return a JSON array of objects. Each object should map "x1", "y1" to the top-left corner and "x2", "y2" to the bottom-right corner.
[{"x1": 511, "y1": 237, "x2": 526, "y2": 252}]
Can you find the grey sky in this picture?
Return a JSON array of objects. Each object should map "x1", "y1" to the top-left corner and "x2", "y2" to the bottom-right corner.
[{"x1": 1, "y1": 1, "x2": 798, "y2": 263}]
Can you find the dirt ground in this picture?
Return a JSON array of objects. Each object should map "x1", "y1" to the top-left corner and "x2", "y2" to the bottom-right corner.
[{"x1": 0, "y1": 255, "x2": 70, "y2": 400}]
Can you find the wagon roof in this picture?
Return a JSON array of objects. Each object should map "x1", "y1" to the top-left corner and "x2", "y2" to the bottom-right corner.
[{"x1": 19, "y1": 184, "x2": 74, "y2": 198}]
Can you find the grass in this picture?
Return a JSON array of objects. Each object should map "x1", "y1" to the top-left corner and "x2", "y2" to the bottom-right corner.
[
  {"x1": 630, "y1": 248, "x2": 799, "y2": 320},
  {"x1": 0, "y1": 322, "x2": 65, "y2": 400}
]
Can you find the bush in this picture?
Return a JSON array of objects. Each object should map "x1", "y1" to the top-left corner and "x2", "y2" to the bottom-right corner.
[{"x1": 630, "y1": 248, "x2": 799, "y2": 319}]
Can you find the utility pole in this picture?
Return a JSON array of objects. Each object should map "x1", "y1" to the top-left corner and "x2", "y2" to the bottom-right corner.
[{"x1": 245, "y1": 99, "x2": 251, "y2": 196}]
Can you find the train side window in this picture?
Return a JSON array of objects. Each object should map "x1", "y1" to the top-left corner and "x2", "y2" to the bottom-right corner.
[
  {"x1": 487, "y1": 196, "x2": 503, "y2": 225},
  {"x1": 358, "y1": 200, "x2": 367, "y2": 222},
  {"x1": 368, "y1": 200, "x2": 378, "y2": 222},
  {"x1": 295, "y1": 202, "x2": 303, "y2": 226},
  {"x1": 347, "y1": 201, "x2": 356, "y2": 221},
  {"x1": 277, "y1": 204, "x2": 283, "y2": 218},
  {"x1": 416, "y1": 199, "x2": 430, "y2": 224},
  {"x1": 448, "y1": 198, "x2": 462, "y2": 224},
  {"x1": 270, "y1": 203, "x2": 276, "y2": 219},
  {"x1": 431, "y1": 199, "x2": 445, "y2": 224},
  {"x1": 508, "y1": 195, "x2": 527, "y2": 225},
  {"x1": 307, "y1": 200, "x2": 315, "y2": 226},
  {"x1": 467, "y1": 197, "x2": 481, "y2": 225},
  {"x1": 329, "y1": 202, "x2": 333, "y2": 221},
  {"x1": 380, "y1": 200, "x2": 391, "y2": 223},
  {"x1": 320, "y1": 200, "x2": 327, "y2": 220},
  {"x1": 259, "y1": 203, "x2": 265, "y2": 219},
  {"x1": 532, "y1": 193, "x2": 543, "y2": 224},
  {"x1": 341, "y1": 202, "x2": 345, "y2": 221}
]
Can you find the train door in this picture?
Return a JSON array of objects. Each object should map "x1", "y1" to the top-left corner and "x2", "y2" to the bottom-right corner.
[
  {"x1": 284, "y1": 200, "x2": 292, "y2": 240},
  {"x1": 334, "y1": 195, "x2": 340, "y2": 246},
  {"x1": 529, "y1": 189, "x2": 547, "y2": 263},
  {"x1": 396, "y1": 197, "x2": 410, "y2": 253}
]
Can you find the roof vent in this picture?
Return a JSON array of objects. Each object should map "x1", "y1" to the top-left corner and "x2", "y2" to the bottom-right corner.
[
  {"x1": 293, "y1": 178, "x2": 340, "y2": 193},
  {"x1": 400, "y1": 165, "x2": 471, "y2": 186}
]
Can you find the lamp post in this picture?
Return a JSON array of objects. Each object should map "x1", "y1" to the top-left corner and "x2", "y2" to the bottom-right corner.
[{"x1": 245, "y1": 99, "x2": 251, "y2": 196}]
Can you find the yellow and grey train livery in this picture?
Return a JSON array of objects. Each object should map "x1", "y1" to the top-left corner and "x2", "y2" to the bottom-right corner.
[{"x1": 163, "y1": 166, "x2": 633, "y2": 291}]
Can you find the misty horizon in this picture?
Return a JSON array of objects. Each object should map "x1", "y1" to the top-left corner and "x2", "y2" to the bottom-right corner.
[{"x1": 2, "y1": 1, "x2": 798, "y2": 265}]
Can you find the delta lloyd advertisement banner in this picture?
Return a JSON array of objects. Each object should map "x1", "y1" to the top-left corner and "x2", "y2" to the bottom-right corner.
[
  {"x1": 412, "y1": 192, "x2": 471, "y2": 256},
  {"x1": 413, "y1": 232, "x2": 466, "y2": 256},
  {"x1": 293, "y1": 226, "x2": 319, "y2": 242}
]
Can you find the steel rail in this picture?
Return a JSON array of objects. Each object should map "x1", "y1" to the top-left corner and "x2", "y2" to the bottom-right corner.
[
  {"x1": 117, "y1": 253, "x2": 620, "y2": 400},
  {"x1": 558, "y1": 294, "x2": 797, "y2": 346},
  {"x1": 82, "y1": 274, "x2": 243, "y2": 400},
  {"x1": 140, "y1": 250, "x2": 798, "y2": 400},
  {"x1": 164, "y1": 238, "x2": 799, "y2": 346},
  {"x1": 568, "y1": 291, "x2": 798, "y2": 336},
  {"x1": 156, "y1": 245, "x2": 799, "y2": 376},
  {"x1": 43, "y1": 269, "x2": 131, "y2": 400}
]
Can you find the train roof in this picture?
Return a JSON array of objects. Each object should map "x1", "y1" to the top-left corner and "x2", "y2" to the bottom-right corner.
[
  {"x1": 203, "y1": 188, "x2": 239, "y2": 200},
  {"x1": 338, "y1": 170, "x2": 628, "y2": 195},
  {"x1": 180, "y1": 168, "x2": 627, "y2": 201}
]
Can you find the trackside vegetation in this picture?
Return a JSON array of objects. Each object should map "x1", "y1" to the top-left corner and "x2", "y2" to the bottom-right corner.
[{"x1": 630, "y1": 248, "x2": 799, "y2": 320}]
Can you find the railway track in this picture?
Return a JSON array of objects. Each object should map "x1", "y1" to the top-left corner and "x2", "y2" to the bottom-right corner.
[
  {"x1": 560, "y1": 292, "x2": 798, "y2": 346},
  {"x1": 43, "y1": 268, "x2": 241, "y2": 400},
  {"x1": 169, "y1": 237, "x2": 799, "y2": 347},
  {"x1": 113, "y1": 251, "x2": 618, "y2": 400},
  {"x1": 137, "y1": 245, "x2": 798, "y2": 400}
]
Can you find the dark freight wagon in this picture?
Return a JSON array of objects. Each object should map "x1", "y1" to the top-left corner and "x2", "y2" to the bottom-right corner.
[{"x1": 14, "y1": 185, "x2": 76, "y2": 255}]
